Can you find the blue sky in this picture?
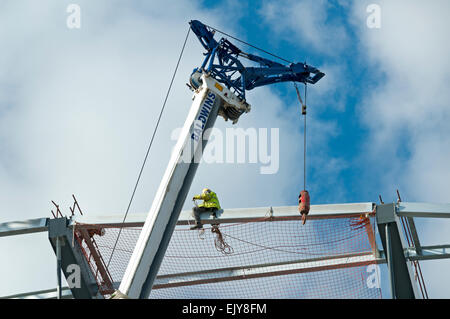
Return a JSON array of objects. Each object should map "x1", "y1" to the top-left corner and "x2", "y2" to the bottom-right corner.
[{"x1": 0, "y1": 0, "x2": 450, "y2": 298}]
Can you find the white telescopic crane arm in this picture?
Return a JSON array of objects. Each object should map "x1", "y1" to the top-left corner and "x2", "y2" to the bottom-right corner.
[{"x1": 115, "y1": 73, "x2": 249, "y2": 298}]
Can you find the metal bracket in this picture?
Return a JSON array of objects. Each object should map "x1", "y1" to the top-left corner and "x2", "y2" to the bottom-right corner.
[
  {"x1": 375, "y1": 203, "x2": 420, "y2": 299},
  {"x1": 48, "y1": 217, "x2": 102, "y2": 299}
]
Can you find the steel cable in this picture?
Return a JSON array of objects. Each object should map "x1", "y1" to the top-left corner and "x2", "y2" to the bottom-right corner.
[
  {"x1": 202, "y1": 23, "x2": 293, "y2": 64},
  {"x1": 106, "y1": 26, "x2": 191, "y2": 268}
]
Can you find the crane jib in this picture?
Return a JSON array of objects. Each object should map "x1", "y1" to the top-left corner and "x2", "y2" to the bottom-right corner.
[{"x1": 191, "y1": 92, "x2": 216, "y2": 141}]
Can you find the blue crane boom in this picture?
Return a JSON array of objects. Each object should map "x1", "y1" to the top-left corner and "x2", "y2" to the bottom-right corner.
[{"x1": 189, "y1": 20, "x2": 325, "y2": 100}]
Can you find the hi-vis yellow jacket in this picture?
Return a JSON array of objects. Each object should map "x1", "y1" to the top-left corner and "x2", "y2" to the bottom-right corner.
[{"x1": 193, "y1": 190, "x2": 221, "y2": 209}]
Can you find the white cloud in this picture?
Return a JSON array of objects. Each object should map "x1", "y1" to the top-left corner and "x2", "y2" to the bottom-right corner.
[
  {"x1": 258, "y1": 0, "x2": 353, "y2": 204},
  {"x1": 0, "y1": 0, "x2": 342, "y2": 297},
  {"x1": 259, "y1": 0, "x2": 350, "y2": 55},
  {"x1": 351, "y1": 0, "x2": 450, "y2": 297},
  {"x1": 257, "y1": 0, "x2": 450, "y2": 298}
]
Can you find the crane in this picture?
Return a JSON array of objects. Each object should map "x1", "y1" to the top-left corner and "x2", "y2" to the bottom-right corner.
[{"x1": 112, "y1": 20, "x2": 325, "y2": 299}]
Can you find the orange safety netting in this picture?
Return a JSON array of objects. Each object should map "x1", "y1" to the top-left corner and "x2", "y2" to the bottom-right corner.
[{"x1": 76, "y1": 214, "x2": 382, "y2": 299}]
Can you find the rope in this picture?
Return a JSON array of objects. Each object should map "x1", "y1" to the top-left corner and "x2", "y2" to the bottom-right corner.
[
  {"x1": 349, "y1": 215, "x2": 371, "y2": 231},
  {"x1": 293, "y1": 81, "x2": 307, "y2": 190},
  {"x1": 211, "y1": 225, "x2": 234, "y2": 255},
  {"x1": 106, "y1": 26, "x2": 191, "y2": 268},
  {"x1": 303, "y1": 83, "x2": 307, "y2": 190},
  {"x1": 209, "y1": 20, "x2": 309, "y2": 190}
]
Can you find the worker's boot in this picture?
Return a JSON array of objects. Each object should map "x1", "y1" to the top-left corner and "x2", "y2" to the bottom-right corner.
[{"x1": 190, "y1": 222, "x2": 203, "y2": 230}]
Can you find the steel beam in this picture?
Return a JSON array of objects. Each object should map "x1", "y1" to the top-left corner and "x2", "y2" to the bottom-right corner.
[
  {"x1": 56, "y1": 236, "x2": 62, "y2": 299},
  {"x1": 376, "y1": 204, "x2": 420, "y2": 299},
  {"x1": 5, "y1": 243, "x2": 450, "y2": 299},
  {"x1": 48, "y1": 217, "x2": 102, "y2": 299},
  {"x1": 397, "y1": 202, "x2": 450, "y2": 218},
  {"x1": 1, "y1": 287, "x2": 73, "y2": 299},
  {"x1": 152, "y1": 252, "x2": 381, "y2": 289},
  {"x1": 405, "y1": 245, "x2": 450, "y2": 261},
  {"x1": 4, "y1": 200, "x2": 450, "y2": 300},
  {"x1": 385, "y1": 223, "x2": 396, "y2": 298},
  {"x1": 27, "y1": 244, "x2": 450, "y2": 295},
  {"x1": 405, "y1": 217, "x2": 422, "y2": 255},
  {"x1": 72, "y1": 202, "x2": 375, "y2": 227},
  {"x1": 0, "y1": 218, "x2": 48, "y2": 237}
]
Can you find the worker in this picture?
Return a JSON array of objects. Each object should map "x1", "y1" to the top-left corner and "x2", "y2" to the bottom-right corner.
[
  {"x1": 190, "y1": 188, "x2": 221, "y2": 230},
  {"x1": 298, "y1": 190, "x2": 310, "y2": 225}
]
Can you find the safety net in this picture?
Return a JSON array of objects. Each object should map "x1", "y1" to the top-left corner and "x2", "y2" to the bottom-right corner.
[{"x1": 74, "y1": 209, "x2": 382, "y2": 299}]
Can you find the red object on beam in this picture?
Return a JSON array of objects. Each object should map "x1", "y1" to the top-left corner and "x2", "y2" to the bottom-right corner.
[{"x1": 298, "y1": 190, "x2": 310, "y2": 225}]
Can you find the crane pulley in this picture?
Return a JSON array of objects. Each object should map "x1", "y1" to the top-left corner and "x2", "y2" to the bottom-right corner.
[{"x1": 294, "y1": 81, "x2": 310, "y2": 224}]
